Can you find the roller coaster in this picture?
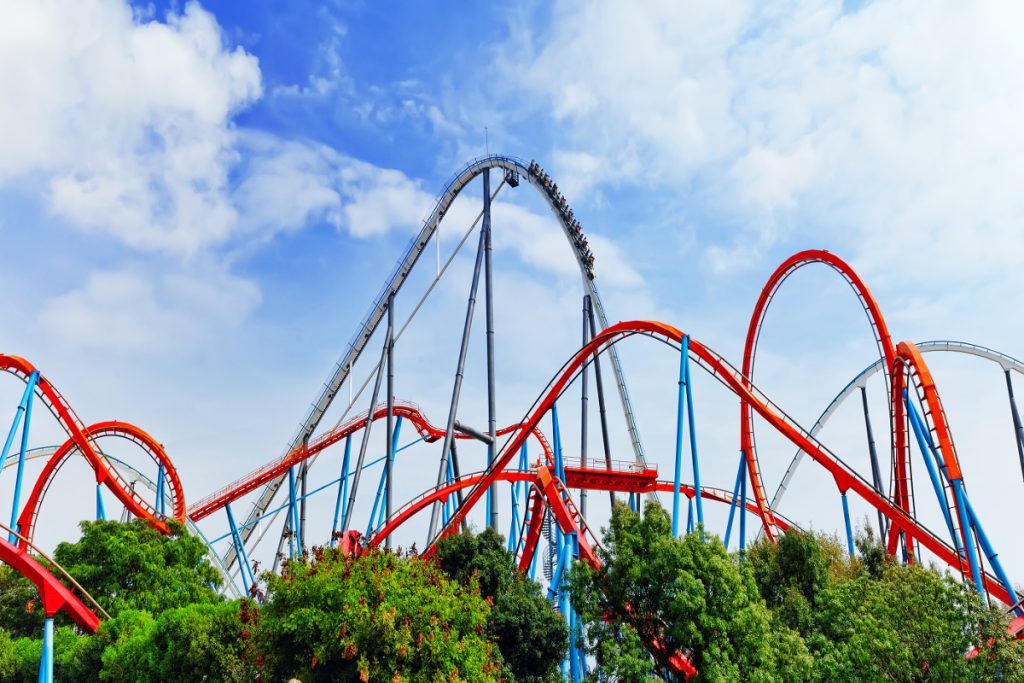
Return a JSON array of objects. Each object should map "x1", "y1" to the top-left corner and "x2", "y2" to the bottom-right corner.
[{"x1": 3, "y1": 154, "x2": 1023, "y2": 681}]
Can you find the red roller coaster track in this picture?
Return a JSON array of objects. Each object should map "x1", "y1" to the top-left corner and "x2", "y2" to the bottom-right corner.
[
  {"x1": 0, "y1": 355, "x2": 185, "y2": 534},
  {"x1": 16, "y1": 420, "x2": 184, "y2": 543},
  {"x1": 188, "y1": 401, "x2": 554, "y2": 522}
]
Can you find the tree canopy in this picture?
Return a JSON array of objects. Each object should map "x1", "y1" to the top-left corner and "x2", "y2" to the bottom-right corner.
[
  {"x1": 568, "y1": 501, "x2": 809, "y2": 682},
  {"x1": 570, "y1": 502, "x2": 1024, "y2": 682},
  {"x1": 258, "y1": 545, "x2": 503, "y2": 682},
  {"x1": 52, "y1": 518, "x2": 223, "y2": 616},
  {"x1": 3, "y1": 510, "x2": 1024, "y2": 681},
  {"x1": 435, "y1": 527, "x2": 567, "y2": 682}
]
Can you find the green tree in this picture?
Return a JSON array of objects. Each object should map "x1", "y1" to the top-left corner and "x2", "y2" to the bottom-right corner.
[
  {"x1": 750, "y1": 527, "x2": 1024, "y2": 681},
  {"x1": 746, "y1": 529, "x2": 841, "y2": 636},
  {"x1": 808, "y1": 552, "x2": 1024, "y2": 680},
  {"x1": 52, "y1": 519, "x2": 223, "y2": 617},
  {"x1": 0, "y1": 564, "x2": 45, "y2": 638},
  {"x1": 435, "y1": 527, "x2": 567, "y2": 681},
  {"x1": 0, "y1": 629, "x2": 16, "y2": 681},
  {"x1": 0, "y1": 630, "x2": 82, "y2": 683},
  {"x1": 568, "y1": 501, "x2": 811, "y2": 682},
  {"x1": 257, "y1": 546, "x2": 502, "y2": 682},
  {"x1": 93, "y1": 601, "x2": 256, "y2": 682}
]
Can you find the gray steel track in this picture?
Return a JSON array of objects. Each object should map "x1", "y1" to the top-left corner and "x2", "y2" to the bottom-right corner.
[{"x1": 223, "y1": 155, "x2": 647, "y2": 566}]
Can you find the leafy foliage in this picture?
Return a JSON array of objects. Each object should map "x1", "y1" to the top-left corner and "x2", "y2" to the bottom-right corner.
[
  {"x1": 435, "y1": 527, "x2": 567, "y2": 682},
  {"x1": 749, "y1": 528, "x2": 1024, "y2": 682},
  {"x1": 0, "y1": 563, "x2": 45, "y2": 638},
  {"x1": 257, "y1": 545, "x2": 503, "y2": 682},
  {"x1": 93, "y1": 602, "x2": 256, "y2": 682},
  {"x1": 52, "y1": 518, "x2": 223, "y2": 616},
  {"x1": 568, "y1": 501, "x2": 810, "y2": 682},
  {"x1": 3, "y1": 513, "x2": 1024, "y2": 682}
]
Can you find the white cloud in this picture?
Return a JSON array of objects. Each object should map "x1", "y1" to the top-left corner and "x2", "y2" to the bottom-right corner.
[
  {"x1": 271, "y1": 23, "x2": 349, "y2": 99},
  {"x1": 336, "y1": 160, "x2": 435, "y2": 237},
  {"x1": 498, "y1": 0, "x2": 1024, "y2": 283},
  {"x1": 39, "y1": 266, "x2": 260, "y2": 354},
  {"x1": 0, "y1": 0, "x2": 261, "y2": 256},
  {"x1": 488, "y1": 200, "x2": 644, "y2": 288},
  {"x1": 233, "y1": 135, "x2": 346, "y2": 237}
]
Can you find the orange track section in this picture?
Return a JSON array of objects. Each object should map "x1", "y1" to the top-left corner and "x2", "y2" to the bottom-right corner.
[
  {"x1": 740, "y1": 249, "x2": 898, "y2": 541},
  {"x1": 188, "y1": 401, "x2": 554, "y2": 522},
  {"x1": 0, "y1": 355, "x2": 182, "y2": 535},
  {"x1": 16, "y1": 421, "x2": 184, "y2": 543}
]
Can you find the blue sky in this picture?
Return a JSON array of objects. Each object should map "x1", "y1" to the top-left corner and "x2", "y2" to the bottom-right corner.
[{"x1": 3, "y1": 1, "x2": 1024, "y2": 586}]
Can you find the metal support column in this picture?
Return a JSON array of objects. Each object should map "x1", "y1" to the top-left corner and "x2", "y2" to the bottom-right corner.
[
  {"x1": 960, "y1": 492, "x2": 1022, "y2": 615},
  {"x1": 906, "y1": 393, "x2": 959, "y2": 550},
  {"x1": 428, "y1": 215, "x2": 488, "y2": 541},
  {"x1": 671, "y1": 339, "x2": 686, "y2": 537},
  {"x1": 449, "y1": 441, "x2": 468, "y2": 533},
  {"x1": 683, "y1": 336, "x2": 704, "y2": 537},
  {"x1": 385, "y1": 292, "x2": 395, "y2": 549},
  {"x1": 287, "y1": 466, "x2": 301, "y2": 557},
  {"x1": 339, "y1": 340, "x2": 389, "y2": 532},
  {"x1": 860, "y1": 386, "x2": 887, "y2": 538},
  {"x1": 5, "y1": 371, "x2": 38, "y2": 543},
  {"x1": 551, "y1": 403, "x2": 565, "y2": 561},
  {"x1": 483, "y1": 169, "x2": 498, "y2": 532},
  {"x1": 952, "y1": 478, "x2": 984, "y2": 595},
  {"x1": 586, "y1": 299, "x2": 615, "y2": 507},
  {"x1": 725, "y1": 453, "x2": 745, "y2": 549},
  {"x1": 299, "y1": 461, "x2": 307, "y2": 551},
  {"x1": 155, "y1": 464, "x2": 165, "y2": 518},
  {"x1": 841, "y1": 492, "x2": 854, "y2": 556},
  {"x1": 38, "y1": 617, "x2": 53, "y2": 683},
  {"x1": 1005, "y1": 371, "x2": 1024, "y2": 484},
  {"x1": 579, "y1": 295, "x2": 590, "y2": 518},
  {"x1": 330, "y1": 435, "x2": 352, "y2": 546},
  {"x1": 96, "y1": 483, "x2": 106, "y2": 521},
  {"x1": 226, "y1": 503, "x2": 254, "y2": 593},
  {"x1": 366, "y1": 418, "x2": 403, "y2": 539},
  {"x1": 739, "y1": 451, "x2": 748, "y2": 555},
  {"x1": 508, "y1": 442, "x2": 529, "y2": 551}
]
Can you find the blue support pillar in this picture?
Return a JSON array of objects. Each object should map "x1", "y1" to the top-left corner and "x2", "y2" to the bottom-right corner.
[
  {"x1": 156, "y1": 464, "x2": 165, "y2": 518},
  {"x1": 568, "y1": 603, "x2": 581, "y2": 682},
  {"x1": 840, "y1": 491, "x2": 854, "y2": 556},
  {"x1": 959, "y1": 490, "x2": 1022, "y2": 615},
  {"x1": 441, "y1": 454, "x2": 455, "y2": 528},
  {"x1": 951, "y1": 478, "x2": 984, "y2": 595},
  {"x1": 552, "y1": 403, "x2": 565, "y2": 482},
  {"x1": 671, "y1": 339, "x2": 686, "y2": 537},
  {"x1": 37, "y1": 617, "x2": 53, "y2": 683},
  {"x1": 577, "y1": 629, "x2": 588, "y2": 679},
  {"x1": 686, "y1": 497, "x2": 694, "y2": 535},
  {"x1": 905, "y1": 393, "x2": 959, "y2": 550},
  {"x1": 548, "y1": 531, "x2": 576, "y2": 680},
  {"x1": 287, "y1": 466, "x2": 301, "y2": 557},
  {"x1": 529, "y1": 524, "x2": 540, "y2": 580},
  {"x1": 551, "y1": 403, "x2": 565, "y2": 560},
  {"x1": 330, "y1": 435, "x2": 353, "y2": 547},
  {"x1": 682, "y1": 336, "x2": 704, "y2": 538},
  {"x1": 739, "y1": 452, "x2": 748, "y2": 555},
  {"x1": 447, "y1": 455, "x2": 456, "y2": 521},
  {"x1": 508, "y1": 442, "x2": 528, "y2": 551},
  {"x1": 5, "y1": 371, "x2": 38, "y2": 543},
  {"x1": 96, "y1": 483, "x2": 106, "y2": 521},
  {"x1": 724, "y1": 452, "x2": 746, "y2": 549},
  {"x1": 367, "y1": 418, "x2": 404, "y2": 538},
  {"x1": 226, "y1": 503, "x2": 254, "y2": 594}
]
